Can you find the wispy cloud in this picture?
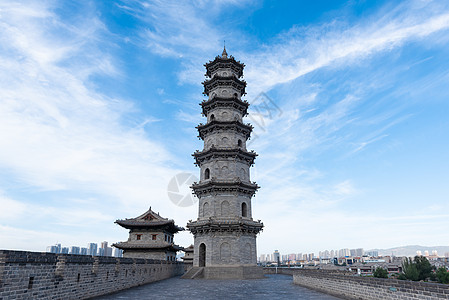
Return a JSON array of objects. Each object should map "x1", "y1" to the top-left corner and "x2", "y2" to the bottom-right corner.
[
  {"x1": 244, "y1": 1, "x2": 449, "y2": 94},
  {"x1": 0, "y1": 1, "x2": 181, "y2": 241}
]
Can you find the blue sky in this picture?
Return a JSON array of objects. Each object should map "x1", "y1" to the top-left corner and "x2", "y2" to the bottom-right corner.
[{"x1": 1, "y1": 0, "x2": 449, "y2": 256}]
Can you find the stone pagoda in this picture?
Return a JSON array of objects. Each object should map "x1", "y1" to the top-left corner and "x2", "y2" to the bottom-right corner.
[
  {"x1": 184, "y1": 47, "x2": 264, "y2": 279},
  {"x1": 113, "y1": 207, "x2": 184, "y2": 261}
]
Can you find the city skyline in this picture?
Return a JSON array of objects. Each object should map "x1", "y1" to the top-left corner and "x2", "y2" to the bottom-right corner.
[
  {"x1": 1, "y1": 0, "x2": 449, "y2": 255},
  {"x1": 45, "y1": 241, "x2": 123, "y2": 257}
]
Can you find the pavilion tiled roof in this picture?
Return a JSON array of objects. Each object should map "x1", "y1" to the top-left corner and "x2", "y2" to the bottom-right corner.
[
  {"x1": 114, "y1": 207, "x2": 184, "y2": 232},
  {"x1": 113, "y1": 242, "x2": 183, "y2": 252}
]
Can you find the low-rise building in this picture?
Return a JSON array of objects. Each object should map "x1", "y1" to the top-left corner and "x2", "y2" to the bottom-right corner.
[{"x1": 113, "y1": 207, "x2": 184, "y2": 261}]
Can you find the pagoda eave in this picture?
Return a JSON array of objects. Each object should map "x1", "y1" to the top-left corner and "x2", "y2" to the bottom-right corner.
[
  {"x1": 200, "y1": 96, "x2": 249, "y2": 116},
  {"x1": 204, "y1": 56, "x2": 245, "y2": 77},
  {"x1": 191, "y1": 179, "x2": 259, "y2": 197},
  {"x1": 187, "y1": 219, "x2": 263, "y2": 235},
  {"x1": 196, "y1": 121, "x2": 253, "y2": 140},
  {"x1": 193, "y1": 148, "x2": 257, "y2": 166},
  {"x1": 202, "y1": 76, "x2": 247, "y2": 96}
]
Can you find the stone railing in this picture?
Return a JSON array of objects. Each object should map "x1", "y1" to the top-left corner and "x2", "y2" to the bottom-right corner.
[
  {"x1": 0, "y1": 250, "x2": 184, "y2": 300},
  {"x1": 263, "y1": 267, "x2": 449, "y2": 299}
]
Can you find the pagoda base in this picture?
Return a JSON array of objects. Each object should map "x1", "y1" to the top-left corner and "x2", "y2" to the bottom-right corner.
[{"x1": 181, "y1": 265, "x2": 264, "y2": 280}]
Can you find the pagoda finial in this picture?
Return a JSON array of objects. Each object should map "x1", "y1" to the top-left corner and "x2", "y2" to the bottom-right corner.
[{"x1": 222, "y1": 41, "x2": 228, "y2": 58}]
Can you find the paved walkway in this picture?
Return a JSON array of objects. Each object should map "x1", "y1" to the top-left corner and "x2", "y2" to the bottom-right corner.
[{"x1": 93, "y1": 274, "x2": 342, "y2": 299}]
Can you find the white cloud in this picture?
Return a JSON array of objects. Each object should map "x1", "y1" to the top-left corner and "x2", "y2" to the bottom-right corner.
[
  {"x1": 243, "y1": 1, "x2": 449, "y2": 95},
  {"x1": 0, "y1": 2, "x2": 179, "y2": 216},
  {"x1": 0, "y1": 193, "x2": 26, "y2": 220}
]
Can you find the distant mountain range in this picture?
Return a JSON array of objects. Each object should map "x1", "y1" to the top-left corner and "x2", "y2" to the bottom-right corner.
[{"x1": 367, "y1": 245, "x2": 449, "y2": 257}]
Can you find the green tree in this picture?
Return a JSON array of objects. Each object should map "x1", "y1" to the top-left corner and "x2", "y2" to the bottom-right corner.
[
  {"x1": 402, "y1": 257, "x2": 419, "y2": 281},
  {"x1": 414, "y1": 256, "x2": 432, "y2": 281},
  {"x1": 373, "y1": 267, "x2": 388, "y2": 278},
  {"x1": 436, "y1": 267, "x2": 449, "y2": 284}
]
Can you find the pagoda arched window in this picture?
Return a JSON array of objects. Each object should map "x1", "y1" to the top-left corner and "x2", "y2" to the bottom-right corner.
[
  {"x1": 221, "y1": 201, "x2": 229, "y2": 216},
  {"x1": 204, "y1": 168, "x2": 210, "y2": 179},
  {"x1": 199, "y1": 243, "x2": 206, "y2": 267},
  {"x1": 238, "y1": 139, "x2": 242, "y2": 147},
  {"x1": 242, "y1": 202, "x2": 248, "y2": 217},
  {"x1": 203, "y1": 202, "x2": 209, "y2": 217},
  {"x1": 233, "y1": 93, "x2": 238, "y2": 98},
  {"x1": 210, "y1": 114, "x2": 215, "y2": 121},
  {"x1": 246, "y1": 243, "x2": 252, "y2": 263},
  {"x1": 220, "y1": 242, "x2": 230, "y2": 261}
]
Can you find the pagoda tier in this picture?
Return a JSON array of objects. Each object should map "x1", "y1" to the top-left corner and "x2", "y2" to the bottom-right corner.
[
  {"x1": 187, "y1": 218, "x2": 263, "y2": 235},
  {"x1": 113, "y1": 242, "x2": 183, "y2": 252},
  {"x1": 200, "y1": 95, "x2": 249, "y2": 117},
  {"x1": 196, "y1": 120, "x2": 253, "y2": 140},
  {"x1": 193, "y1": 147, "x2": 257, "y2": 167},
  {"x1": 202, "y1": 75, "x2": 247, "y2": 96},
  {"x1": 191, "y1": 179, "x2": 259, "y2": 198},
  {"x1": 204, "y1": 56, "x2": 245, "y2": 78}
]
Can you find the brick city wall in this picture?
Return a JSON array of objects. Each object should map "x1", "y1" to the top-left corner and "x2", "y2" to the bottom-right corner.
[
  {"x1": 263, "y1": 268, "x2": 449, "y2": 299},
  {"x1": 0, "y1": 250, "x2": 184, "y2": 300}
]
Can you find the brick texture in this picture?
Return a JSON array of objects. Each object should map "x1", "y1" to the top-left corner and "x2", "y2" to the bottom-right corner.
[{"x1": 0, "y1": 250, "x2": 184, "y2": 300}]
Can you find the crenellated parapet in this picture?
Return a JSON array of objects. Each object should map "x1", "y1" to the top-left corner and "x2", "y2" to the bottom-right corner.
[{"x1": 0, "y1": 250, "x2": 184, "y2": 299}]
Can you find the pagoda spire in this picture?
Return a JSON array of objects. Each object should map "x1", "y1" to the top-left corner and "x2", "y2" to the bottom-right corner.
[{"x1": 221, "y1": 42, "x2": 228, "y2": 58}]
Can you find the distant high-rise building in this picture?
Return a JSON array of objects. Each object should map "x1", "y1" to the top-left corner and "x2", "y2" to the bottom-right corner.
[
  {"x1": 297, "y1": 253, "x2": 302, "y2": 260},
  {"x1": 69, "y1": 246, "x2": 80, "y2": 255},
  {"x1": 46, "y1": 243, "x2": 61, "y2": 254},
  {"x1": 81, "y1": 248, "x2": 88, "y2": 255},
  {"x1": 46, "y1": 245, "x2": 57, "y2": 253},
  {"x1": 366, "y1": 251, "x2": 378, "y2": 257},
  {"x1": 87, "y1": 243, "x2": 97, "y2": 256},
  {"x1": 432, "y1": 250, "x2": 438, "y2": 256},
  {"x1": 99, "y1": 241, "x2": 113, "y2": 257},
  {"x1": 424, "y1": 250, "x2": 429, "y2": 257},
  {"x1": 338, "y1": 248, "x2": 350, "y2": 257},
  {"x1": 273, "y1": 250, "x2": 280, "y2": 265},
  {"x1": 417, "y1": 250, "x2": 422, "y2": 256},
  {"x1": 61, "y1": 247, "x2": 69, "y2": 254},
  {"x1": 444, "y1": 252, "x2": 449, "y2": 258},
  {"x1": 112, "y1": 247, "x2": 123, "y2": 258}
]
